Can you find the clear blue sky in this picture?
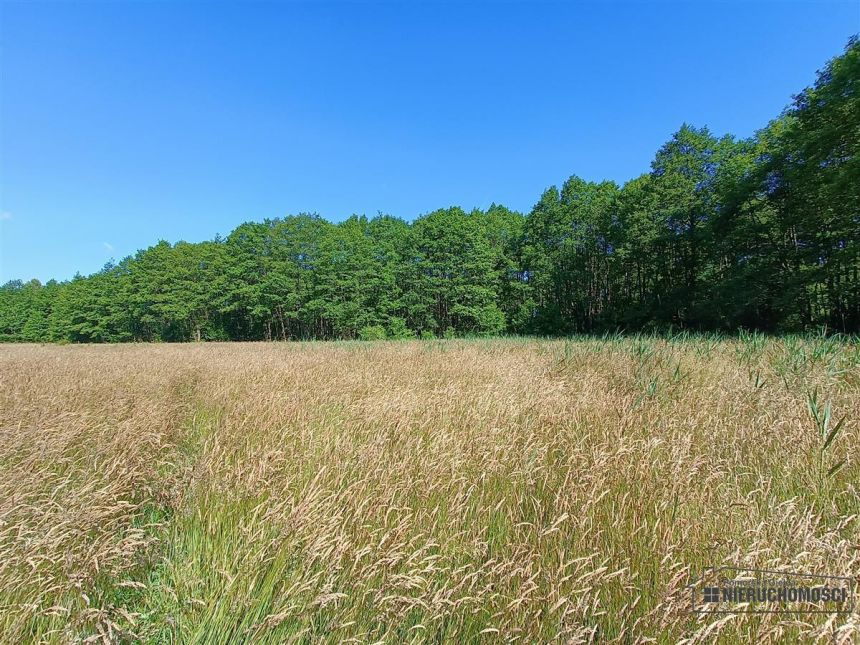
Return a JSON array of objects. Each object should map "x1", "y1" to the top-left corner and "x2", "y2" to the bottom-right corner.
[{"x1": 1, "y1": 1, "x2": 858, "y2": 283}]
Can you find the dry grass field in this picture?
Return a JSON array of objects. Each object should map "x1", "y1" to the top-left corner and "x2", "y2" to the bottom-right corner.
[{"x1": 1, "y1": 336, "x2": 859, "y2": 643}]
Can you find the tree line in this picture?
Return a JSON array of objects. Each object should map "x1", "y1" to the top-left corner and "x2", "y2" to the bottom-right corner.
[{"x1": 2, "y1": 38, "x2": 858, "y2": 342}]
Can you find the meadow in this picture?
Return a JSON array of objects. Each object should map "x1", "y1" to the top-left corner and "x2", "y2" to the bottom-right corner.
[{"x1": 0, "y1": 335, "x2": 858, "y2": 643}]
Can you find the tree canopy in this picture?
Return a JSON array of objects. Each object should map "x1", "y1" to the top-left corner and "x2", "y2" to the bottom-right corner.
[{"x1": 2, "y1": 38, "x2": 858, "y2": 342}]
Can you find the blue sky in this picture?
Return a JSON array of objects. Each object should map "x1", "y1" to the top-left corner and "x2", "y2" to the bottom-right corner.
[{"x1": 1, "y1": 1, "x2": 858, "y2": 283}]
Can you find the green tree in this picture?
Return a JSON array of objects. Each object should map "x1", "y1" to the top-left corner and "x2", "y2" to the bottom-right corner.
[{"x1": 405, "y1": 207, "x2": 505, "y2": 335}]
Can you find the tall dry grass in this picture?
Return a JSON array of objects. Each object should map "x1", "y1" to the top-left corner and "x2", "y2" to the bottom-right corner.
[{"x1": 0, "y1": 336, "x2": 858, "y2": 643}]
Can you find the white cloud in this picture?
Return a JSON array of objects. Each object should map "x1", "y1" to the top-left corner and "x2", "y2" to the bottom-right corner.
[
  {"x1": 0, "y1": 211, "x2": 11, "y2": 221},
  {"x1": 103, "y1": 242, "x2": 114, "y2": 252}
]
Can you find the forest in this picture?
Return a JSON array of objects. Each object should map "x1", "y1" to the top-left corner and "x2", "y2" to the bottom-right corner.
[{"x1": 1, "y1": 38, "x2": 857, "y2": 342}]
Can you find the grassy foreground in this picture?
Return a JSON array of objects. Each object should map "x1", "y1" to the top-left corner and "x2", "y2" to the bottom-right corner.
[{"x1": 0, "y1": 336, "x2": 858, "y2": 643}]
